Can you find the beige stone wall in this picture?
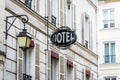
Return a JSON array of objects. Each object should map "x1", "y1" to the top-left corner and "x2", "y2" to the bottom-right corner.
[
  {"x1": 0, "y1": 0, "x2": 5, "y2": 52},
  {"x1": 98, "y1": 1, "x2": 120, "y2": 80},
  {"x1": 0, "y1": 0, "x2": 98, "y2": 80}
]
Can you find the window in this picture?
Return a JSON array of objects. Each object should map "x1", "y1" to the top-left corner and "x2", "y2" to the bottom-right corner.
[
  {"x1": 84, "y1": 15, "x2": 91, "y2": 49},
  {"x1": 66, "y1": 1, "x2": 73, "y2": 29},
  {"x1": 104, "y1": 42, "x2": 116, "y2": 63},
  {"x1": 103, "y1": 9, "x2": 115, "y2": 28},
  {"x1": 51, "y1": 0, "x2": 58, "y2": 25},
  {"x1": 66, "y1": 65, "x2": 73, "y2": 80},
  {"x1": 104, "y1": 77, "x2": 116, "y2": 80},
  {"x1": 23, "y1": 50, "x2": 32, "y2": 80},
  {"x1": 86, "y1": 70, "x2": 91, "y2": 80},
  {"x1": 51, "y1": 52, "x2": 59, "y2": 80},
  {"x1": 66, "y1": 60, "x2": 73, "y2": 80},
  {"x1": 51, "y1": 57, "x2": 58, "y2": 80},
  {"x1": 51, "y1": 15, "x2": 56, "y2": 26},
  {"x1": 25, "y1": 0, "x2": 32, "y2": 8}
]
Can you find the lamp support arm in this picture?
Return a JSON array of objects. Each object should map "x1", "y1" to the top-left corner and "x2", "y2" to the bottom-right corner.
[{"x1": 5, "y1": 15, "x2": 29, "y2": 39}]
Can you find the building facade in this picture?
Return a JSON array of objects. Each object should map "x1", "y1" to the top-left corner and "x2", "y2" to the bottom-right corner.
[
  {"x1": 98, "y1": 0, "x2": 120, "y2": 80},
  {"x1": 0, "y1": 0, "x2": 98, "y2": 80}
]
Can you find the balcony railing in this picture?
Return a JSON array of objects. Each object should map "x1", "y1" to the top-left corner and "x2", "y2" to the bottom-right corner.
[
  {"x1": 51, "y1": 15, "x2": 56, "y2": 26},
  {"x1": 104, "y1": 55, "x2": 116, "y2": 63},
  {"x1": 23, "y1": 73, "x2": 32, "y2": 80},
  {"x1": 25, "y1": 0, "x2": 32, "y2": 8},
  {"x1": 85, "y1": 40, "x2": 88, "y2": 49}
]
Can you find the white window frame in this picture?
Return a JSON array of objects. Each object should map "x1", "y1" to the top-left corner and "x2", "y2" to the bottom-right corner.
[
  {"x1": 23, "y1": 50, "x2": 30, "y2": 74},
  {"x1": 102, "y1": 8, "x2": 115, "y2": 28},
  {"x1": 66, "y1": 64, "x2": 73, "y2": 80},
  {"x1": 104, "y1": 76, "x2": 116, "y2": 80},
  {"x1": 66, "y1": 3, "x2": 73, "y2": 29},
  {"x1": 50, "y1": 0, "x2": 58, "y2": 24},
  {"x1": 51, "y1": 57, "x2": 59, "y2": 80},
  {"x1": 103, "y1": 42, "x2": 116, "y2": 63}
]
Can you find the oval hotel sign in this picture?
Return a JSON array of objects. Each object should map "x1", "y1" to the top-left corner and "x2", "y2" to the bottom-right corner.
[{"x1": 50, "y1": 26, "x2": 77, "y2": 48}]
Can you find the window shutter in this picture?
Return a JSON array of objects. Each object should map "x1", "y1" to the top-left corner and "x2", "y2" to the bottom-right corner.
[
  {"x1": 60, "y1": 11, "x2": 64, "y2": 25},
  {"x1": 64, "y1": 59, "x2": 67, "y2": 80},
  {"x1": 34, "y1": 0, "x2": 40, "y2": 12},
  {"x1": 35, "y1": 44, "x2": 40, "y2": 65},
  {"x1": 60, "y1": 0, "x2": 63, "y2": 26},
  {"x1": 74, "y1": 64, "x2": 77, "y2": 80},
  {"x1": 73, "y1": 4, "x2": 76, "y2": 31},
  {"x1": 64, "y1": 13, "x2": 66, "y2": 26},
  {"x1": 64, "y1": 0, "x2": 66, "y2": 25},
  {"x1": 18, "y1": 48, "x2": 23, "y2": 80},
  {"x1": 35, "y1": 44, "x2": 40, "y2": 80},
  {"x1": 47, "y1": 0, "x2": 51, "y2": 19},
  {"x1": 35, "y1": 66, "x2": 39, "y2": 80},
  {"x1": 60, "y1": 56, "x2": 66, "y2": 80},
  {"x1": 48, "y1": 51, "x2": 51, "y2": 80},
  {"x1": 81, "y1": 13, "x2": 85, "y2": 45},
  {"x1": 89, "y1": 21, "x2": 93, "y2": 50}
]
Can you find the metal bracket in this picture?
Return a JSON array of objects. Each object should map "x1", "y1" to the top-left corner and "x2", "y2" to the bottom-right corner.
[{"x1": 5, "y1": 15, "x2": 29, "y2": 39}]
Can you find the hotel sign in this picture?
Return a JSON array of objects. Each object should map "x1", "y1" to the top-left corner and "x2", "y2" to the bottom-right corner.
[{"x1": 50, "y1": 26, "x2": 77, "y2": 49}]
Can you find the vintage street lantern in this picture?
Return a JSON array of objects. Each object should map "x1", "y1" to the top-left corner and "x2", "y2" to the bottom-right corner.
[{"x1": 17, "y1": 29, "x2": 32, "y2": 50}]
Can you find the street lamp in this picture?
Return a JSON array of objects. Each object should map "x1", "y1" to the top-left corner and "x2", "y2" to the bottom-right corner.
[
  {"x1": 6, "y1": 15, "x2": 32, "y2": 79},
  {"x1": 17, "y1": 29, "x2": 32, "y2": 50},
  {"x1": 16, "y1": 15, "x2": 32, "y2": 51},
  {"x1": 5, "y1": 15, "x2": 32, "y2": 51},
  {"x1": 16, "y1": 16, "x2": 33, "y2": 79}
]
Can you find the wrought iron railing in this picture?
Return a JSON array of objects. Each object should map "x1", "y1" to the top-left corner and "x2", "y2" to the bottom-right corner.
[
  {"x1": 104, "y1": 55, "x2": 116, "y2": 63},
  {"x1": 25, "y1": 0, "x2": 32, "y2": 8},
  {"x1": 85, "y1": 40, "x2": 88, "y2": 49},
  {"x1": 51, "y1": 15, "x2": 56, "y2": 26},
  {"x1": 23, "y1": 73, "x2": 32, "y2": 80}
]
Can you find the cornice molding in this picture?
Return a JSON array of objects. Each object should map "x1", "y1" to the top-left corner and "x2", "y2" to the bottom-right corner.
[
  {"x1": 11, "y1": 0, "x2": 58, "y2": 31},
  {"x1": 75, "y1": 42, "x2": 98, "y2": 57},
  {"x1": 87, "y1": 0, "x2": 98, "y2": 12},
  {"x1": 70, "y1": 42, "x2": 98, "y2": 66}
]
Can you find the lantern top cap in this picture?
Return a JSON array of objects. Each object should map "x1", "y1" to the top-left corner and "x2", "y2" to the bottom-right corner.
[{"x1": 17, "y1": 29, "x2": 32, "y2": 39}]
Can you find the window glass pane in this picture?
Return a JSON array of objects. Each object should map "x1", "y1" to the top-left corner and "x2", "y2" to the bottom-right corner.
[
  {"x1": 105, "y1": 77, "x2": 116, "y2": 80},
  {"x1": 104, "y1": 43, "x2": 109, "y2": 55},
  {"x1": 105, "y1": 78, "x2": 110, "y2": 80},
  {"x1": 111, "y1": 43, "x2": 115, "y2": 55},
  {"x1": 23, "y1": 52, "x2": 26, "y2": 73},
  {"x1": 112, "y1": 78, "x2": 116, "y2": 80},
  {"x1": 103, "y1": 21, "x2": 108, "y2": 28},
  {"x1": 103, "y1": 10, "x2": 108, "y2": 20},
  {"x1": 67, "y1": 66, "x2": 71, "y2": 80},
  {"x1": 110, "y1": 9, "x2": 114, "y2": 19},
  {"x1": 104, "y1": 43, "x2": 109, "y2": 63},
  {"x1": 51, "y1": 57, "x2": 58, "y2": 80},
  {"x1": 103, "y1": 9, "x2": 115, "y2": 28},
  {"x1": 111, "y1": 43, "x2": 115, "y2": 63},
  {"x1": 111, "y1": 55, "x2": 115, "y2": 63},
  {"x1": 25, "y1": 0, "x2": 32, "y2": 8},
  {"x1": 105, "y1": 55, "x2": 109, "y2": 63},
  {"x1": 110, "y1": 20, "x2": 115, "y2": 27}
]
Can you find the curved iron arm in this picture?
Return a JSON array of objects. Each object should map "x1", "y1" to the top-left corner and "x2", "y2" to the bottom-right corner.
[{"x1": 5, "y1": 15, "x2": 29, "y2": 39}]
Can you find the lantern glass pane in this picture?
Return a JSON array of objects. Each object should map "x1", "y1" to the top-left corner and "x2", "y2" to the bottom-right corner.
[
  {"x1": 26, "y1": 37, "x2": 31, "y2": 47},
  {"x1": 17, "y1": 37, "x2": 27, "y2": 48}
]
